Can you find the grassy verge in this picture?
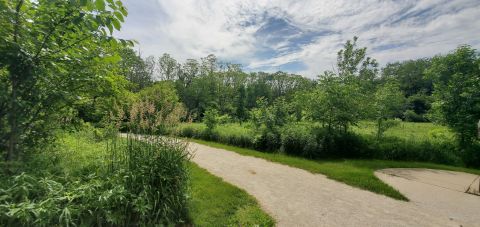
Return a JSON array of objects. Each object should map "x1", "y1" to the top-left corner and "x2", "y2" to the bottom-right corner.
[
  {"x1": 190, "y1": 139, "x2": 480, "y2": 201},
  {"x1": 59, "y1": 132, "x2": 274, "y2": 226},
  {"x1": 1, "y1": 131, "x2": 273, "y2": 226},
  {"x1": 188, "y1": 163, "x2": 274, "y2": 226}
]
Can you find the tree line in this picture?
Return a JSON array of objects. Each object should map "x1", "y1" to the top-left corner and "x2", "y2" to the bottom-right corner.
[{"x1": 1, "y1": 0, "x2": 479, "y2": 165}]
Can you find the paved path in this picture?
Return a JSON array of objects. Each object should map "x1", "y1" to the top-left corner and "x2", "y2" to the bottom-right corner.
[
  {"x1": 189, "y1": 142, "x2": 470, "y2": 227},
  {"x1": 376, "y1": 168, "x2": 480, "y2": 227}
]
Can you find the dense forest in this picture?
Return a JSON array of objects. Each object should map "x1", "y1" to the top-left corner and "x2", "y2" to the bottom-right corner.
[{"x1": 0, "y1": 0, "x2": 479, "y2": 226}]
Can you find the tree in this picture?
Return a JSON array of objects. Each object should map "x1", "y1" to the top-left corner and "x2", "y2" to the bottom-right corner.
[
  {"x1": 118, "y1": 48, "x2": 154, "y2": 91},
  {"x1": 427, "y1": 45, "x2": 480, "y2": 144},
  {"x1": 381, "y1": 59, "x2": 433, "y2": 121},
  {"x1": 236, "y1": 85, "x2": 247, "y2": 122},
  {"x1": 180, "y1": 59, "x2": 199, "y2": 86},
  {"x1": 158, "y1": 53, "x2": 178, "y2": 81},
  {"x1": 200, "y1": 54, "x2": 217, "y2": 76},
  {"x1": 373, "y1": 82, "x2": 405, "y2": 138},
  {"x1": 204, "y1": 108, "x2": 219, "y2": 133},
  {"x1": 137, "y1": 81, "x2": 185, "y2": 133},
  {"x1": 337, "y1": 36, "x2": 378, "y2": 85},
  {"x1": 0, "y1": 0, "x2": 129, "y2": 160},
  {"x1": 308, "y1": 73, "x2": 363, "y2": 132},
  {"x1": 381, "y1": 59, "x2": 432, "y2": 96}
]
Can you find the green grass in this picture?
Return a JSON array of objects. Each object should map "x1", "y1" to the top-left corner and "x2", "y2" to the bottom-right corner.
[
  {"x1": 190, "y1": 139, "x2": 480, "y2": 201},
  {"x1": 55, "y1": 131, "x2": 273, "y2": 226},
  {"x1": 188, "y1": 163, "x2": 274, "y2": 226},
  {"x1": 353, "y1": 121, "x2": 455, "y2": 142}
]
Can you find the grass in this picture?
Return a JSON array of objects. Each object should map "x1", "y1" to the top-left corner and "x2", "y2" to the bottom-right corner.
[
  {"x1": 188, "y1": 162, "x2": 274, "y2": 226},
  {"x1": 353, "y1": 121, "x2": 455, "y2": 142},
  {"x1": 56, "y1": 131, "x2": 273, "y2": 226},
  {"x1": 190, "y1": 138, "x2": 480, "y2": 201},
  {"x1": 181, "y1": 121, "x2": 456, "y2": 144}
]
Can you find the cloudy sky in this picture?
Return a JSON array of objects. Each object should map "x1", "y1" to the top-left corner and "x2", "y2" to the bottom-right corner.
[{"x1": 115, "y1": 0, "x2": 480, "y2": 78}]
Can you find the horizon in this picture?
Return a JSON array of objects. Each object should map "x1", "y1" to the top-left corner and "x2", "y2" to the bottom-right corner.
[{"x1": 115, "y1": 0, "x2": 480, "y2": 78}]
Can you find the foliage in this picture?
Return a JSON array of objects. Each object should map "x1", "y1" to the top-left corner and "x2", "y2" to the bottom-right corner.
[
  {"x1": 337, "y1": 36, "x2": 378, "y2": 86},
  {"x1": 404, "y1": 93, "x2": 432, "y2": 122},
  {"x1": 308, "y1": 73, "x2": 364, "y2": 132},
  {"x1": 118, "y1": 47, "x2": 154, "y2": 91},
  {"x1": 0, "y1": 89, "x2": 193, "y2": 226},
  {"x1": 107, "y1": 135, "x2": 191, "y2": 225},
  {"x1": 177, "y1": 121, "x2": 465, "y2": 165},
  {"x1": 203, "y1": 108, "x2": 219, "y2": 133},
  {"x1": 157, "y1": 53, "x2": 179, "y2": 81},
  {"x1": 373, "y1": 82, "x2": 405, "y2": 138},
  {"x1": 381, "y1": 58, "x2": 432, "y2": 96},
  {"x1": 0, "y1": 0, "x2": 130, "y2": 160},
  {"x1": 427, "y1": 45, "x2": 480, "y2": 144}
]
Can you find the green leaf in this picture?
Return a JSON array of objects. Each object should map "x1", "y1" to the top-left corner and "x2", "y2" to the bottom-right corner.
[
  {"x1": 80, "y1": 0, "x2": 89, "y2": 6},
  {"x1": 114, "y1": 11, "x2": 124, "y2": 22},
  {"x1": 106, "y1": 22, "x2": 113, "y2": 34},
  {"x1": 120, "y1": 6, "x2": 128, "y2": 16},
  {"x1": 86, "y1": 1, "x2": 94, "y2": 11},
  {"x1": 95, "y1": 0, "x2": 105, "y2": 11},
  {"x1": 112, "y1": 18, "x2": 121, "y2": 30}
]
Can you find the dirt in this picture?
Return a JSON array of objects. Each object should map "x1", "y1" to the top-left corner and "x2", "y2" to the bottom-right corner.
[{"x1": 189, "y1": 142, "x2": 474, "y2": 227}]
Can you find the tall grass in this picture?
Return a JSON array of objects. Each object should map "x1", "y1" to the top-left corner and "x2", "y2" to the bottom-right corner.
[
  {"x1": 175, "y1": 121, "x2": 467, "y2": 166},
  {"x1": 176, "y1": 123, "x2": 256, "y2": 148},
  {"x1": 0, "y1": 99, "x2": 192, "y2": 226}
]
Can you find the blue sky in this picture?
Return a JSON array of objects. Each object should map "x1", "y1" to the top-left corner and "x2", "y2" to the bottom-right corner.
[{"x1": 115, "y1": 0, "x2": 480, "y2": 78}]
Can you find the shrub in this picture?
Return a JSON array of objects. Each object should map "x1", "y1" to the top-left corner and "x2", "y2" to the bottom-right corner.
[
  {"x1": 364, "y1": 136, "x2": 461, "y2": 165},
  {"x1": 404, "y1": 109, "x2": 427, "y2": 122},
  {"x1": 281, "y1": 123, "x2": 318, "y2": 158},
  {"x1": 254, "y1": 129, "x2": 281, "y2": 152},
  {"x1": 204, "y1": 109, "x2": 219, "y2": 133}
]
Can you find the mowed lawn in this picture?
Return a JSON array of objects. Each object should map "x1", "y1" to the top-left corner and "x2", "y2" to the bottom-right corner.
[
  {"x1": 188, "y1": 163, "x2": 274, "y2": 226},
  {"x1": 190, "y1": 139, "x2": 480, "y2": 201}
]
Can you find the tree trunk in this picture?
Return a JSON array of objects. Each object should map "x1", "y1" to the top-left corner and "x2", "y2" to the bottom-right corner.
[{"x1": 6, "y1": 75, "x2": 19, "y2": 161}]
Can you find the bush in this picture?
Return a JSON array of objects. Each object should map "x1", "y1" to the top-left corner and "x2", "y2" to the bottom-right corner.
[
  {"x1": 404, "y1": 109, "x2": 427, "y2": 122},
  {"x1": 254, "y1": 129, "x2": 281, "y2": 152},
  {"x1": 462, "y1": 141, "x2": 480, "y2": 168},
  {"x1": 176, "y1": 123, "x2": 256, "y2": 149},
  {"x1": 364, "y1": 136, "x2": 461, "y2": 165},
  {"x1": 281, "y1": 123, "x2": 318, "y2": 158}
]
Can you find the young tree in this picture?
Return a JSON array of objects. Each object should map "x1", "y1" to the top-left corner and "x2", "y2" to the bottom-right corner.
[
  {"x1": 427, "y1": 45, "x2": 480, "y2": 144},
  {"x1": 308, "y1": 73, "x2": 363, "y2": 132},
  {"x1": 204, "y1": 108, "x2": 219, "y2": 133},
  {"x1": 337, "y1": 36, "x2": 378, "y2": 85},
  {"x1": 373, "y1": 82, "x2": 405, "y2": 138},
  {"x1": 0, "y1": 0, "x2": 128, "y2": 160}
]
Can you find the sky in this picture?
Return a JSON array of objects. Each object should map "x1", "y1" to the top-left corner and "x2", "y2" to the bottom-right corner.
[{"x1": 115, "y1": 0, "x2": 480, "y2": 78}]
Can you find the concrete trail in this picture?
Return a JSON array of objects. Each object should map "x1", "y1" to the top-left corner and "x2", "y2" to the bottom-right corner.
[{"x1": 189, "y1": 142, "x2": 474, "y2": 227}]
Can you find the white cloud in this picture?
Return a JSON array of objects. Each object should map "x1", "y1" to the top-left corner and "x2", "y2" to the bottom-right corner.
[{"x1": 116, "y1": 0, "x2": 480, "y2": 78}]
